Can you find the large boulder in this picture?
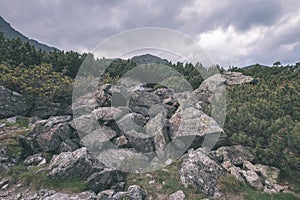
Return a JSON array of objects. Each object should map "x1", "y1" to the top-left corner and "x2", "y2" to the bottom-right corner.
[
  {"x1": 81, "y1": 126, "x2": 117, "y2": 152},
  {"x1": 0, "y1": 86, "x2": 31, "y2": 119},
  {"x1": 94, "y1": 148, "x2": 151, "y2": 173},
  {"x1": 216, "y1": 145, "x2": 255, "y2": 166},
  {"x1": 48, "y1": 147, "x2": 104, "y2": 179},
  {"x1": 179, "y1": 148, "x2": 226, "y2": 197},
  {"x1": 170, "y1": 106, "x2": 229, "y2": 150},
  {"x1": 19, "y1": 116, "x2": 81, "y2": 155},
  {"x1": 124, "y1": 130, "x2": 154, "y2": 153},
  {"x1": 110, "y1": 185, "x2": 147, "y2": 200},
  {"x1": 222, "y1": 71, "x2": 256, "y2": 85},
  {"x1": 87, "y1": 168, "x2": 124, "y2": 194},
  {"x1": 20, "y1": 190, "x2": 97, "y2": 200}
]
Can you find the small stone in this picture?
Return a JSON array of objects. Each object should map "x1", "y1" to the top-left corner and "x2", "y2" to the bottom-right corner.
[{"x1": 169, "y1": 190, "x2": 185, "y2": 200}]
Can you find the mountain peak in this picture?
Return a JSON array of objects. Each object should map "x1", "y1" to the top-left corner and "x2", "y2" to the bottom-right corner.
[
  {"x1": 131, "y1": 54, "x2": 169, "y2": 65},
  {"x1": 0, "y1": 16, "x2": 58, "y2": 52}
]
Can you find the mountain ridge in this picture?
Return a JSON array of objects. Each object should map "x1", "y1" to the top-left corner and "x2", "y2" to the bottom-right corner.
[{"x1": 0, "y1": 16, "x2": 58, "y2": 52}]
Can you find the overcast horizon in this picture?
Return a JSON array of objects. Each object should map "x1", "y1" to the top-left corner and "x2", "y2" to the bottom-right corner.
[{"x1": 0, "y1": 0, "x2": 300, "y2": 67}]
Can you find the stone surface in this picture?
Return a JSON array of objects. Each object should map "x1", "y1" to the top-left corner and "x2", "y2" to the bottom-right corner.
[
  {"x1": 23, "y1": 153, "x2": 46, "y2": 166},
  {"x1": 222, "y1": 71, "x2": 255, "y2": 85},
  {"x1": 94, "y1": 148, "x2": 151, "y2": 173},
  {"x1": 216, "y1": 145, "x2": 255, "y2": 166},
  {"x1": 111, "y1": 185, "x2": 147, "y2": 200},
  {"x1": 240, "y1": 170, "x2": 263, "y2": 190},
  {"x1": 87, "y1": 168, "x2": 124, "y2": 193},
  {"x1": 179, "y1": 148, "x2": 226, "y2": 197},
  {"x1": 47, "y1": 147, "x2": 104, "y2": 179},
  {"x1": 19, "y1": 115, "x2": 80, "y2": 155},
  {"x1": 169, "y1": 190, "x2": 185, "y2": 200},
  {"x1": 81, "y1": 126, "x2": 117, "y2": 152},
  {"x1": 124, "y1": 130, "x2": 154, "y2": 153},
  {"x1": 0, "y1": 86, "x2": 31, "y2": 119},
  {"x1": 170, "y1": 106, "x2": 229, "y2": 150},
  {"x1": 117, "y1": 113, "x2": 148, "y2": 133}
]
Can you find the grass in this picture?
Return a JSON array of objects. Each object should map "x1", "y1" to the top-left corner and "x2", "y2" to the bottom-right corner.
[
  {"x1": 217, "y1": 174, "x2": 300, "y2": 200},
  {"x1": 125, "y1": 160, "x2": 206, "y2": 200},
  {"x1": 0, "y1": 116, "x2": 29, "y2": 128},
  {"x1": 5, "y1": 165, "x2": 88, "y2": 193}
]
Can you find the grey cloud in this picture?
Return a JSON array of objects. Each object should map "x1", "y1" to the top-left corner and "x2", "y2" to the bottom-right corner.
[{"x1": 0, "y1": 0, "x2": 299, "y2": 66}]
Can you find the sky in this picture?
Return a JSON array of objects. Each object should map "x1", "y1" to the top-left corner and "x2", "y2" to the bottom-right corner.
[{"x1": 0, "y1": 0, "x2": 300, "y2": 67}]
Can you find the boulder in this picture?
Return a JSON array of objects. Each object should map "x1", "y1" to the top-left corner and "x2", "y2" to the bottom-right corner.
[
  {"x1": 19, "y1": 116, "x2": 80, "y2": 155},
  {"x1": 0, "y1": 86, "x2": 31, "y2": 119},
  {"x1": 94, "y1": 148, "x2": 151, "y2": 173},
  {"x1": 116, "y1": 113, "x2": 148, "y2": 133},
  {"x1": 81, "y1": 126, "x2": 117, "y2": 152},
  {"x1": 97, "y1": 190, "x2": 114, "y2": 200},
  {"x1": 222, "y1": 71, "x2": 255, "y2": 85},
  {"x1": 111, "y1": 185, "x2": 147, "y2": 200},
  {"x1": 87, "y1": 168, "x2": 124, "y2": 193},
  {"x1": 20, "y1": 190, "x2": 97, "y2": 200},
  {"x1": 91, "y1": 107, "x2": 129, "y2": 125},
  {"x1": 145, "y1": 113, "x2": 170, "y2": 158},
  {"x1": 170, "y1": 107, "x2": 229, "y2": 150},
  {"x1": 240, "y1": 170, "x2": 263, "y2": 190},
  {"x1": 47, "y1": 147, "x2": 104, "y2": 179},
  {"x1": 169, "y1": 190, "x2": 185, "y2": 200},
  {"x1": 179, "y1": 148, "x2": 226, "y2": 197},
  {"x1": 23, "y1": 153, "x2": 46, "y2": 166},
  {"x1": 30, "y1": 101, "x2": 63, "y2": 119},
  {"x1": 216, "y1": 145, "x2": 255, "y2": 166},
  {"x1": 124, "y1": 130, "x2": 154, "y2": 153}
]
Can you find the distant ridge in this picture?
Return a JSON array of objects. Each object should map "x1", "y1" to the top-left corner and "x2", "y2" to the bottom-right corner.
[
  {"x1": 0, "y1": 16, "x2": 58, "y2": 52},
  {"x1": 131, "y1": 54, "x2": 169, "y2": 65},
  {"x1": 242, "y1": 64, "x2": 270, "y2": 69}
]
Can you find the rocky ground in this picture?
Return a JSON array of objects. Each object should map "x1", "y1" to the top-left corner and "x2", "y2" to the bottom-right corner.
[{"x1": 0, "y1": 72, "x2": 298, "y2": 200}]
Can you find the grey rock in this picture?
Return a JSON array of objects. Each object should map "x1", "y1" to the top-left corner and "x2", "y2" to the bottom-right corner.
[
  {"x1": 91, "y1": 107, "x2": 129, "y2": 125},
  {"x1": 30, "y1": 102, "x2": 62, "y2": 119},
  {"x1": 23, "y1": 153, "x2": 45, "y2": 166},
  {"x1": 216, "y1": 145, "x2": 255, "y2": 166},
  {"x1": 179, "y1": 148, "x2": 226, "y2": 197},
  {"x1": 222, "y1": 71, "x2": 255, "y2": 85},
  {"x1": 0, "y1": 86, "x2": 31, "y2": 119},
  {"x1": 169, "y1": 190, "x2": 185, "y2": 200},
  {"x1": 97, "y1": 190, "x2": 114, "y2": 200},
  {"x1": 124, "y1": 130, "x2": 154, "y2": 153},
  {"x1": 22, "y1": 190, "x2": 97, "y2": 200},
  {"x1": 145, "y1": 113, "x2": 170, "y2": 158},
  {"x1": 170, "y1": 107, "x2": 229, "y2": 150},
  {"x1": 129, "y1": 90, "x2": 160, "y2": 112},
  {"x1": 115, "y1": 136, "x2": 129, "y2": 148},
  {"x1": 95, "y1": 148, "x2": 150, "y2": 173},
  {"x1": 81, "y1": 126, "x2": 117, "y2": 152},
  {"x1": 48, "y1": 147, "x2": 104, "y2": 179},
  {"x1": 240, "y1": 170, "x2": 263, "y2": 190},
  {"x1": 20, "y1": 115, "x2": 80, "y2": 155},
  {"x1": 117, "y1": 113, "x2": 148, "y2": 133},
  {"x1": 87, "y1": 168, "x2": 124, "y2": 193},
  {"x1": 110, "y1": 185, "x2": 147, "y2": 200}
]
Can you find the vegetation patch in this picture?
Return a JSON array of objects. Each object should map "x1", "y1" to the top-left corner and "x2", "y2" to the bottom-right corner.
[
  {"x1": 5, "y1": 165, "x2": 88, "y2": 193},
  {"x1": 125, "y1": 160, "x2": 206, "y2": 200}
]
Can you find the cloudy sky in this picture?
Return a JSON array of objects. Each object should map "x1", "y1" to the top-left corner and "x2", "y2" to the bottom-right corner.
[{"x1": 0, "y1": 0, "x2": 299, "y2": 67}]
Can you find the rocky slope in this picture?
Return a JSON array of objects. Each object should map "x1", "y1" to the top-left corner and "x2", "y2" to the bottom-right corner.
[{"x1": 0, "y1": 71, "x2": 296, "y2": 199}]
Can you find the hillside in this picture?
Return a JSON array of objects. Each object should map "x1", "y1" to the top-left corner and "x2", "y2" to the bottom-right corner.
[
  {"x1": 0, "y1": 16, "x2": 57, "y2": 52},
  {"x1": 0, "y1": 32, "x2": 299, "y2": 199}
]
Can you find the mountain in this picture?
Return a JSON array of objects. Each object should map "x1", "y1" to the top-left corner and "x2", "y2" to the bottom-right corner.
[
  {"x1": 0, "y1": 16, "x2": 58, "y2": 52},
  {"x1": 242, "y1": 63, "x2": 270, "y2": 69},
  {"x1": 131, "y1": 54, "x2": 169, "y2": 65}
]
